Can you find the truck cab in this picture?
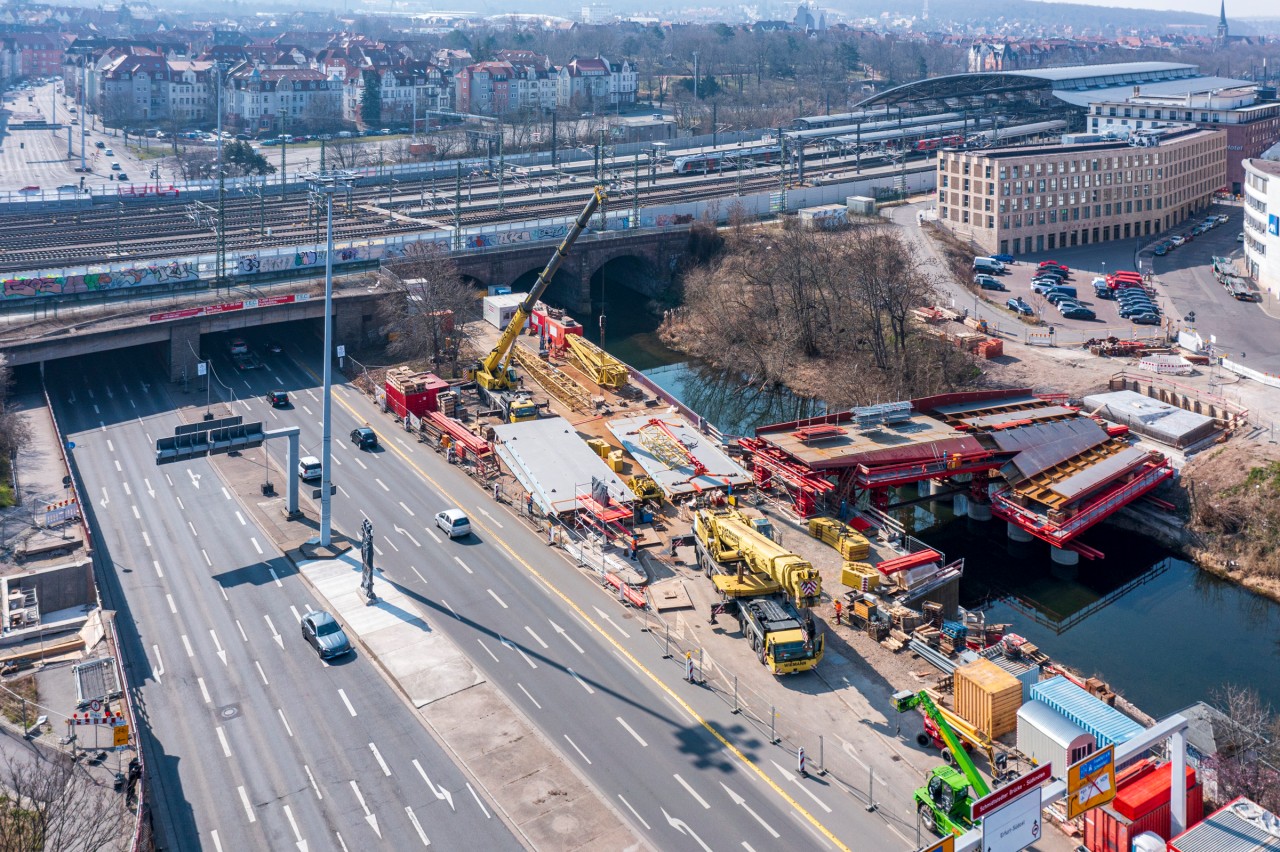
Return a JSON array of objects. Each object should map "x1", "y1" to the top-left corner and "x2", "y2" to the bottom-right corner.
[{"x1": 734, "y1": 596, "x2": 822, "y2": 675}]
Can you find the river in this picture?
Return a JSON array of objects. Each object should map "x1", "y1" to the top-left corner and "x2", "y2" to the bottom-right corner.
[{"x1": 586, "y1": 286, "x2": 1280, "y2": 717}]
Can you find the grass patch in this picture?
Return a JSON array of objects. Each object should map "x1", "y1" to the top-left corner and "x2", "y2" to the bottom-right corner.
[
  {"x1": 0, "y1": 456, "x2": 13, "y2": 508},
  {"x1": 124, "y1": 145, "x2": 166, "y2": 161},
  {"x1": 0, "y1": 674, "x2": 38, "y2": 725}
]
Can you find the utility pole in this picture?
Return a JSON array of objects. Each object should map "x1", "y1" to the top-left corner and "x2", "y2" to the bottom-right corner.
[
  {"x1": 80, "y1": 56, "x2": 88, "y2": 172},
  {"x1": 778, "y1": 125, "x2": 788, "y2": 212},
  {"x1": 279, "y1": 107, "x2": 288, "y2": 198},
  {"x1": 711, "y1": 102, "x2": 717, "y2": 147},
  {"x1": 693, "y1": 52, "x2": 699, "y2": 101},
  {"x1": 215, "y1": 63, "x2": 227, "y2": 290},
  {"x1": 551, "y1": 110, "x2": 558, "y2": 168},
  {"x1": 453, "y1": 162, "x2": 462, "y2": 251},
  {"x1": 631, "y1": 153, "x2": 640, "y2": 228}
]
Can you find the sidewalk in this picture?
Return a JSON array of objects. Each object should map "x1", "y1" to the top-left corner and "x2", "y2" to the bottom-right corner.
[{"x1": 0, "y1": 392, "x2": 85, "y2": 562}]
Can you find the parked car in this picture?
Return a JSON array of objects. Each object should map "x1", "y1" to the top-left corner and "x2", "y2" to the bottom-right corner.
[
  {"x1": 1093, "y1": 285, "x2": 1114, "y2": 300},
  {"x1": 1238, "y1": 232, "x2": 1246, "y2": 242},
  {"x1": 1006, "y1": 298, "x2": 1034, "y2": 316},
  {"x1": 1120, "y1": 304, "x2": 1157, "y2": 319},
  {"x1": 1171, "y1": 236, "x2": 1186, "y2": 247},
  {"x1": 1061, "y1": 305, "x2": 1096, "y2": 320},
  {"x1": 991, "y1": 253, "x2": 1014, "y2": 264},
  {"x1": 300, "y1": 611, "x2": 352, "y2": 659},
  {"x1": 1153, "y1": 244, "x2": 1169, "y2": 256},
  {"x1": 1129, "y1": 313, "x2": 1162, "y2": 325},
  {"x1": 1046, "y1": 291, "x2": 1078, "y2": 305},
  {"x1": 974, "y1": 274, "x2": 1005, "y2": 291},
  {"x1": 435, "y1": 508, "x2": 471, "y2": 539},
  {"x1": 1217, "y1": 213, "x2": 1230, "y2": 224},
  {"x1": 1034, "y1": 267, "x2": 1068, "y2": 281},
  {"x1": 350, "y1": 426, "x2": 378, "y2": 449}
]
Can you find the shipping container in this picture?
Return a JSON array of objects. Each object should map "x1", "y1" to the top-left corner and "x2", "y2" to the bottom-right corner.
[
  {"x1": 530, "y1": 303, "x2": 584, "y2": 348},
  {"x1": 1168, "y1": 796, "x2": 1270, "y2": 852},
  {"x1": 1031, "y1": 676, "x2": 1146, "y2": 749},
  {"x1": 1084, "y1": 760, "x2": 1203, "y2": 852},
  {"x1": 483, "y1": 293, "x2": 527, "y2": 331},
  {"x1": 797, "y1": 204, "x2": 848, "y2": 230},
  {"x1": 846, "y1": 195, "x2": 877, "y2": 216},
  {"x1": 384, "y1": 367, "x2": 449, "y2": 419},
  {"x1": 954, "y1": 657, "x2": 1023, "y2": 739},
  {"x1": 1017, "y1": 699, "x2": 1095, "y2": 778}
]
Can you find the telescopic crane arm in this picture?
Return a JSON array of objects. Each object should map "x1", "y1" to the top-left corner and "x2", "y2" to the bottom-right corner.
[
  {"x1": 893, "y1": 690, "x2": 991, "y2": 800},
  {"x1": 476, "y1": 186, "x2": 607, "y2": 391}
]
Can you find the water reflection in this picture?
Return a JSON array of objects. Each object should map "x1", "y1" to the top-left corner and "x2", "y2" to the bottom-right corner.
[{"x1": 645, "y1": 362, "x2": 825, "y2": 438}]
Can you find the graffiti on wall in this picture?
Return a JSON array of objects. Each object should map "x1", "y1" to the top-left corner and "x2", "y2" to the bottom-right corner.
[{"x1": 1, "y1": 261, "x2": 198, "y2": 299}]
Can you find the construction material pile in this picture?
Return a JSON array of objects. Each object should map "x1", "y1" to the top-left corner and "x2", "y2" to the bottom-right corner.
[{"x1": 808, "y1": 517, "x2": 871, "y2": 560}]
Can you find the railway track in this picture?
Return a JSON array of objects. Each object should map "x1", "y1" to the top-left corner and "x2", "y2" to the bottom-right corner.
[{"x1": 0, "y1": 150, "x2": 923, "y2": 273}]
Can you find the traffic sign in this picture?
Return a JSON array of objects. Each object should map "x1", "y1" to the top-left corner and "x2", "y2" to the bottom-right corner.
[
  {"x1": 982, "y1": 787, "x2": 1042, "y2": 852},
  {"x1": 920, "y1": 834, "x2": 955, "y2": 852},
  {"x1": 1067, "y1": 745, "x2": 1116, "y2": 819},
  {"x1": 65, "y1": 441, "x2": 75, "y2": 450},
  {"x1": 972, "y1": 763, "x2": 1052, "y2": 819},
  {"x1": 336, "y1": 344, "x2": 346, "y2": 358},
  {"x1": 113, "y1": 723, "x2": 130, "y2": 748}
]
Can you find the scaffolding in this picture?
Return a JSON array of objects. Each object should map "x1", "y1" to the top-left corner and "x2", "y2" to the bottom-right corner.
[
  {"x1": 632, "y1": 418, "x2": 707, "y2": 479},
  {"x1": 511, "y1": 343, "x2": 594, "y2": 413}
]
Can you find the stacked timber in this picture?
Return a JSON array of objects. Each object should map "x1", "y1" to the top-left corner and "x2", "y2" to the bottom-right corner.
[
  {"x1": 808, "y1": 516, "x2": 872, "y2": 561},
  {"x1": 954, "y1": 657, "x2": 1023, "y2": 739},
  {"x1": 888, "y1": 604, "x2": 922, "y2": 633}
]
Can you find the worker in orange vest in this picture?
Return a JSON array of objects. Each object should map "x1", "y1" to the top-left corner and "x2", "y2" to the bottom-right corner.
[{"x1": 833, "y1": 599, "x2": 843, "y2": 626}]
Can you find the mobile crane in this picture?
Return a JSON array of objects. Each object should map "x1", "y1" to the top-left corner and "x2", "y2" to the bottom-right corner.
[
  {"x1": 693, "y1": 507, "x2": 823, "y2": 674},
  {"x1": 469, "y1": 186, "x2": 607, "y2": 421},
  {"x1": 892, "y1": 690, "x2": 992, "y2": 837}
]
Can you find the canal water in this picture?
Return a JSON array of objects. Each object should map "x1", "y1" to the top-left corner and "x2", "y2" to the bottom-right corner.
[{"x1": 588, "y1": 285, "x2": 1280, "y2": 717}]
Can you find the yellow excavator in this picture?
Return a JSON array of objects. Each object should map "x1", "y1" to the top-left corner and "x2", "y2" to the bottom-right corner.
[{"x1": 470, "y1": 186, "x2": 607, "y2": 421}]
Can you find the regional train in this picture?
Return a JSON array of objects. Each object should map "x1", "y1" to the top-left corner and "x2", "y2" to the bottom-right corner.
[{"x1": 671, "y1": 145, "x2": 784, "y2": 175}]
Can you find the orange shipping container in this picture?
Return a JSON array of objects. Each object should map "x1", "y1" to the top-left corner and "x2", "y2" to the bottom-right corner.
[{"x1": 954, "y1": 657, "x2": 1023, "y2": 739}]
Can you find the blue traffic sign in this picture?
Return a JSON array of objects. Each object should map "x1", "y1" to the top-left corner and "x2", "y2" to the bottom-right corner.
[{"x1": 65, "y1": 441, "x2": 75, "y2": 450}]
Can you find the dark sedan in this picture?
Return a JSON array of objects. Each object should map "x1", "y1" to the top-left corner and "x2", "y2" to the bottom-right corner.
[{"x1": 301, "y1": 611, "x2": 352, "y2": 659}]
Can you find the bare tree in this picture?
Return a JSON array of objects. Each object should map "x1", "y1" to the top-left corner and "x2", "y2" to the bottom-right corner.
[
  {"x1": 326, "y1": 140, "x2": 373, "y2": 171},
  {"x1": 0, "y1": 745, "x2": 129, "y2": 852},
  {"x1": 376, "y1": 248, "x2": 479, "y2": 377},
  {"x1": 0, "y1": 357, "x2": 32, "y2": 464},
  {"x1": 1207, "y1": 685, "x2": 1280, "y2": 810}
]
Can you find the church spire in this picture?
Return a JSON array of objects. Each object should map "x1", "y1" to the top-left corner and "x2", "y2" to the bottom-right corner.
[{"x1": 1217, "y1": 0, "x2": 1229, "y2": 44}]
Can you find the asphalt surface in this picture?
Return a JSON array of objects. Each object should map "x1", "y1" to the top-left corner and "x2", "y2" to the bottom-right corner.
[{"x1": 54, "y1": 353, "x2": 522, "y2": 852}]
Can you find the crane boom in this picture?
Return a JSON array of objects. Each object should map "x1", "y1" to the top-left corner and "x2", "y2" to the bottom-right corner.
[
  {"x1": 476, "y1": 186, "x2": 607, "y2": 391},
  {"x1": 893, "y1": 690, "x2": 991, "y2": 800}
]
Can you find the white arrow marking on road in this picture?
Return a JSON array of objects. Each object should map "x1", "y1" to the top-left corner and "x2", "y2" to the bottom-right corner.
[
  {"x1": 567, "y1": 668, "x2": 595, "y2": 694},
  {"x1": 282, "y1": 804, "x2": 308, "y2": 852},
  {"x1": 268, "y1": 567, "x2": 282, "y2": 587},
  {"x1": 144, "y1": 479, "x2": 155, "y2": 498},
  {"x1": 238, "y1": 786, "x2": 255, "y2": 823},
  {"x1": 720, "y1": 783, "x2": 780, "y2": 838},
  {"x1": 770, "y1": 760, "x2": 832, "y2": 813},
  {"x1": 186, "y1": 469, "x2": 201, "y2": 489},
  {"x1": 661, "y1": 809, "x2": 712, "y2": 851},
  {"x1": 674, "y1": 774, "x2": 710, "y2": 809},
  {"x1": 383, "y1": 535, "x2": 399, "y2": 553},
  {"x1": 405, "y1": 806, "x2": 431, "y2": 847},
  {"x1": 349, "y1": 781, "x2": 380, "y2": 837},
  {"x1": 398, "y1": 501, "x2": 415, "y2": 516},
  {"x1": 369, "y1": 742, "x2": 391, "y2": 776},
  {"x1": 412, "y1": 759, "x2": 455, "y2": 811},
  {"x1": 524, "y1": 625, "x2": 548, "y2": 649},
  {"x1": 500, "y1": 636, "x2": 537, "y2": 668},
  {"x1": 549, "y1": 620, "x2": 585, "y2": 654},
  {"x1": 394, "y1": 525, "x2": 421, "y2": 547},
  {"x1": 478, "y1": 508, "x2": 503, "y2": 528},
  {"x1": 265, "y1": 615, "x2": 283, "y2": 649},
  {"x1": 67, "y1": 392, "x2": 76, "y2": 405},
  {"x1": 375, "y1": 478, "x2": 389, "y2": 492},
  {"x1": 99, "y1": 487, "x2": 109, "y2": 507},
  {"x1": 151, "y1": 645, "x2": 164, "y2": 684},
  {"x1": 306, "y1": 390, "x2": 318, "y2": 402},
  {"x1": 593, "y1": 606, "x2": 631, "y2": 638},
  {"x1": 210, "y1": 630, "x2": 227, "y2": 666},
  {"x1": 216, "y1": 726, "x2": 231, "y2": 758}
]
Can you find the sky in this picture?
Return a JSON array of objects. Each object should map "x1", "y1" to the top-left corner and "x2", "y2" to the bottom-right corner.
[{"x1": 1036, "y1": 0, "x2": 1279, "y2": 18}]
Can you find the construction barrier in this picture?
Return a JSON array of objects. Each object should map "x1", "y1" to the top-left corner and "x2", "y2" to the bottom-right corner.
[{"x1": 603, "y1": 571, "x2": 647, "y2": 609}]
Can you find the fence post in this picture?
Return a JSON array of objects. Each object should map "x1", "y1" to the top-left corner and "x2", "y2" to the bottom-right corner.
[
  {"x1": 663, "y1": 624, "x2": 671, "y2": 659},
  {"x1": 866, "y1": 766, "x2": 878, "y2": 812},
  {"x1": 818, "y1": 734, "x2": 825, "y2": 776},
  {"x1": 770, "y1": 706, "x2": 778, "y2": 744},
  {"x1": 732, "y1": 676, "x2": 739, "y2": 714}
]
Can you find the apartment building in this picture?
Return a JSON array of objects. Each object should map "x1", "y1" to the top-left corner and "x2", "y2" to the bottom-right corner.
[
  {"x1": 1242, "y1": 158, "x2": 1280, "y2": 296},
  {"x1": 935, "y1": 128, "x2": 1226, "y2": 256}
]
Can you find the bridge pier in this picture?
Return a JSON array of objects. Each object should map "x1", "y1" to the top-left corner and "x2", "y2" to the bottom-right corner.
[{"x1": 167, "y1": 323, "x2": 203, "y2": 384}]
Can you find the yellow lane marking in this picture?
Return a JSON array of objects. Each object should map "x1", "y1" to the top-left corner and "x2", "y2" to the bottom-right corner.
[{"x1": 311, "y1": 370, "x2": 852, "y2": 850}]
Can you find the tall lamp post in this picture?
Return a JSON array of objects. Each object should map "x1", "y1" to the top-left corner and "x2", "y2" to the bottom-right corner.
[{"x1": 306, "y1": 170, "x2": 356, "y2": 547}]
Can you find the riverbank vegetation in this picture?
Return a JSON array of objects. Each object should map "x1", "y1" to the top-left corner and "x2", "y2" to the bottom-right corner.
[{"x1": 658, "y1": 225, "x2": 979, "y2": 407}]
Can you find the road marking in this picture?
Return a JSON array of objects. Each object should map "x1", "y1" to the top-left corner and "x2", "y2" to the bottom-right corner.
[
  {"x1": 662, "y1": 808, "x2": 712, "y2": 851},
  {"x1": 349, "y1": 781, "x2": 380, "y2": 837},
  {"x1": 165, "y1": 474, "x2": 173, "y2": 487},
  {"x1": 674, "y1": 774, "x2": 709, "y2": 809},
  {"x1": 142, "y1": 532, "x2": 151, "y2": 548},
  {"x1": 524, "y1": 625, "x2": 548, "y2": 648},
  {"x1": 412, "y1": 760, "x2": 455, "y2": 811},
  {"x1": 176, "y1": 497, "x2": 185, "y2": 510},
  {"x1": 210, "y1": 829, "x2": 222, "y2": 852},
  {"x1": 369, "y1": 742, "x2": 391, "y2": 776},
  {"x1": 411, "y1": 566, "x2": 427, "y2": 583},
  {"x1": 197, "y1": 677, "x2": 210, "y2": 704},
  {"x1": 302, "y1": 405, "x2": 313, "y2": 415},
  {"x1": 618, "y1": 795, "x2": 651, "y2": 830},
  {"x1": 500, "y1": 636, "x2": 537, "y2": 668},
  {"x1": 373, "y1": 544, "x2": 383, "y2": 557},
  {"x1": 122, "y1": 482, "x2": 131, "y2": 496},
  {"x1": 394, "y1": 526, "x2": 421, "y2": 547},
  {"x1": 306, "y1": 389, "x2": 318, "y2": 402},
  {"x1": 268, "y1": 567, "x2": 282, "y2": 587},
  {"x1": 144, "y1": 479, "x2": 155, "y2": 498},
  {"x1": 396, "y1": 437, "x2": 409, "y2": 448},
  {"x1": 567, "y1": 668, "x2": 595, "y2": 695},
  {"x1": 106, "y1": 439, "x2": 114, "y2": 452},
  {"x1": 165, "y1": 594, "x2": 176, "y2": 614},
  {"x1": 425, "y1": 527, "x2": 441, "y2": 543},
  {"x1": 210, "y1": 630, "x2": 228, "y2": 666},
  {"x1": 93, "y1": 404, "x2": 100, "y2": 414},
  {"x1": 216, "y1": 726, "x2": 231, "y2": 758},
  {"x1": 353, "y1": 456, "x2": 367, "y2": 469},
  {"x1": 478, "y1": 508, "x2": 503, "y2": 528},
  {"x1": 188, "y1": 521, "x2": 198, "y2": 537},
  {"x1": 237, "y1": 786, "x2": 255, "y2": 823},
  {"x1": 441, "y1": 599, "x2": 460, "y2": 620},
  {"x1": 549, "y1": 620, "x2": 585, "y2": 653},
  {"x1": 235, "y1": 620, "x2": 248, "y2": 642},
  {"x1": 375, "y1": 478, "x2": 389, "y2": 491},
  {"x1": 114, "y1": 460, "x2": 122, "y2": 472},
  {"x1": 282, "y1": 804, "x2": 306, "y2": 850},
  {"x1": 278, "y1": 708, "x2": 293, "y2": 737},
  {"x1": 305, "y1": 764, "x2": 323, "y2": 799},
  {"x1": 235, "y1": 511, "x2": 246, "y2": 526},
  {"x1": 466, "y1": 783, "x2": 491, "y2": 819},
  {"x1": 382, "y1": 535, "x2": 399, "y2": 553},
  {"x1": 250, "y1": 538, "x2": 263, "y2": 554},
  {"x1": 220, "y1": 486, "x2": 229, "y2": 500},
  {"x1": 202, "y1": 549, "x2": 211, "y2": 567},
  {"x1": 333, "y1": 456, "x2": 342, "y2": 467},
  {"x1": 153, "y1": 560, "x2": 163, "y2": 578},
  {"x1": 255, "y1": 661, "x2": 269, "y2": 685},
  {"x1": 338, "y1": 688, "x2": 357, "y2": 717},
  {"x1": 617, "y1": 717, "x2": 648, "y2": 748},
  {"x1": 151, "y1": 646, "x2": 164, "y2": 683},
  {"x1": 454, "y1": 556, "x2": 472, "y2": 574},
  {"x1": 181, "y1": 635, "x2": 194, "y2": 657},
  {"x1": 130, "y1": 504, "x2": 140, "y2": 519},
  {"x1": 264, "y1": 615, "x2": 284, "y2": 648},
  {"x1": 593, "y1": 606, "x2": 631, "y2": 639},
  {"x1": 477, "y1": 639, "x2": 500, "y2": 662},
  {"x1": 517, "y1": 682, "x2": 541, "y2": 709},
  {"x1": 101, "y1": 422, "x2": 106, "y2": 433},
  {"x1": 487, "y1": 588, "x2": 508, "y2": 609},
  {"x1": 397, "y1": 501, "x2": 416, "y2": 516},
  {"x1": 220, "y1": 586, "x2": 228, "y2": 601},
  {"x1": 405, "y1": 806, "x2": 431, "y2": 847},
  {"x1": 99, "y1": 487, "x2": 109, "y2": 508},
  {"x1": 564, "y1": 735, "x2": 592, "y2": 764},
  {"x1": 770, "y1": 760, "x2": 832, "y2": 813}
]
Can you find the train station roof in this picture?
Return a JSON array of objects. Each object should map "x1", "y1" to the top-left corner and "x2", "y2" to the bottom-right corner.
[{"x1": 853, "y1": 61, "x2": 1245, "y2": 110}]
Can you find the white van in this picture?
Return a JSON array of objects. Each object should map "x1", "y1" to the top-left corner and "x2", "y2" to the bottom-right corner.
[
  {"x1": 298, "y1": 456, "x2": 323, "y2": 481},
  {"x1": 973, "y1": 257, "x2": 1005, "y2": 274}
]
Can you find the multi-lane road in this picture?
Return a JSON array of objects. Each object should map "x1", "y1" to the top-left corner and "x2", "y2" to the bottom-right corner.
[{"x1": 59, "y1": 335, "x2": 916, "y2": 851}]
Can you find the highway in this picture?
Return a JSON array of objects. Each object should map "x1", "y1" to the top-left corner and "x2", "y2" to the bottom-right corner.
[
  {"x1": 206, "y1": 333, "x2": 918, "y2": 851},
  {"x1": 53, "y1": 354, "x2": 523, "y2": 852}
]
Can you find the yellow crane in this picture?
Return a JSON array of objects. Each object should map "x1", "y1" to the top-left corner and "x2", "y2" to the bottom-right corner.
[
  {"x1": 564, "y1": 335, "x2": 630, "y2": 389},
  {"x1": 471, "y1": 187, "x2": 607, "y2": 401}
]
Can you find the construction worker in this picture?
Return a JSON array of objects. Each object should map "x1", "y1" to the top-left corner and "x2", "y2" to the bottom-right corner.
[{"x1": 833, "y1": 599, "x2": 843, "y2": 626}]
